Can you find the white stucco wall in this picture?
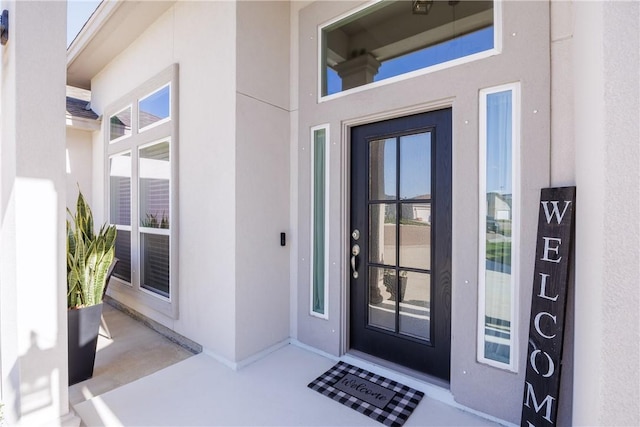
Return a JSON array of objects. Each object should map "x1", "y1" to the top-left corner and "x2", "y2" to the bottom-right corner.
[
  {"x1": 549, "y1": 2, "x2": 576, "y2": 424},
  {"x1": 573, "y1": 2, "x2": 640, "y2": 425},
  {"x1": 235, "y1": 1, "x2": 291, "y2": 361},
  {"x1": 90, "y1": 1, "x2": 239, "y2": 361},
  {"x1": 0, "y1": 1, "x2": 76, "y2": 424},
  {"x1": 89, "y1": 1, "x2": 294, "y2": 365},
  {"x1": 66, "y1": 127, "x2": 94, "y2": 210}
]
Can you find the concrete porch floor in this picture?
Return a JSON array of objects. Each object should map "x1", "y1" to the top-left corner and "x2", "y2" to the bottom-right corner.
[{"x1": 71, "y1": 305, "x2": 509, "y2": 426}]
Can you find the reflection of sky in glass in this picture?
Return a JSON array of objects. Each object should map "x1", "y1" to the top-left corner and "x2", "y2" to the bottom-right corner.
[
  {"x1": 486, "y1": 91, "x2": 512, "y2": 194},
  {"x1": 383, "y1": 132, "x2": 431, "y2": 198},
  {"x1": 400, "y1": 133, "x2": 431, "y2": 199},
  {"x1": 326, "y1": 27, "x2": 494, "y2": 96},
  {"x1": 139, "y1": 85, "x2": 170, "y2": 122}
]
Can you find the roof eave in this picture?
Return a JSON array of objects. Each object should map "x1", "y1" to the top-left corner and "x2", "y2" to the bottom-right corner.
[
  {"x1": 67, "y1": 1, "x2": 176, "y2": 90},
  {"x1": 66, "y1": 114, "x2": 102, "y2": 132}
]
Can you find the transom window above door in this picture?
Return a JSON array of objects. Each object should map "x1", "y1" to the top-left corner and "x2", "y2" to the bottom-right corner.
[{"x1": 320, "y1": 0, "x2": 497, "y2": 98}]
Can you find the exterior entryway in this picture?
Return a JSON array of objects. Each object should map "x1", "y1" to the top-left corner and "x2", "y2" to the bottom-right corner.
[{"x1": 349, "y1": 109, "x2": 452, "y2": 381}]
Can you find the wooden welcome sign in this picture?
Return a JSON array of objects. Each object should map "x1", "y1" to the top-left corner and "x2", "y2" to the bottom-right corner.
[{"x1": 521, "y1": 187, "x2": 576, "y2": 427}]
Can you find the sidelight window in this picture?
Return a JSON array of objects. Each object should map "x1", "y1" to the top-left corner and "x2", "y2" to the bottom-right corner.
[
  {"x1": 478, "y1": 82, "x2": 520, "y2": 371},
  {"x1": 310, "y1": 125, "x2": 330, "y2": 318}
]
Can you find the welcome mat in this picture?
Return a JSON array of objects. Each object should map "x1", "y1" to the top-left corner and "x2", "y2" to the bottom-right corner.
[{"x1": 308, "y1": 361, "x2": 424, "y2": 427}]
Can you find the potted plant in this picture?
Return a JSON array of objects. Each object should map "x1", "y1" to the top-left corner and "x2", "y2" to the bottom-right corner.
[
  {"x1": 67, "y1": 190, "x2": 116, "y2": 385},
  {"x1": 383, "y1": 270, "x2": 408, "y2": 302}
]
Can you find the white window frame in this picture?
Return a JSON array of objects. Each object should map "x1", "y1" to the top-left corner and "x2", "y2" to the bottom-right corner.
[
  {"x1": 105, "y1": 64, "x2": 179, "y2": 319},
  {"x1": 317, "y1": 0, "x2": 503, "y2": 103},
  {"x1": 477, "y1": 82, "x2": 521, "y2": 372},
  {"x1": 310, "y1": 124, "x2": 330, "y2": 319}
]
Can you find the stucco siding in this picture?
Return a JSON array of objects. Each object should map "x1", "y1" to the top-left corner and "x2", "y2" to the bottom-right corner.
[
  {"x1": 235, "y1": 93, "x2": 291, "y2": 360},
  {"x1": 573, "y1": 2, "x2": 640, "y2": 425},
  {"x1": 90, "y1": 1, "x2": 239, "y2": 361},
  {"x1": 0, "y1": 2, "x2": 70, "y2": 424},
  {"x1": 234, "y1": 1, "x2": 292, "y2": 361},
  {"x1": 66, "y1": 128, "x2": 94, "y2": 210}
]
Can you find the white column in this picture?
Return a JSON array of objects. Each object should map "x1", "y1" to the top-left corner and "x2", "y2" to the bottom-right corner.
[
  {"x1": 573, "y1": 1, "x2": 640, "y2": 425},
  {"x1": 334, "y1": 53, "x2": 381, "y2": 92},
  {"x1": 0, "y1": 1, "x2": 78, "y2": 425}
]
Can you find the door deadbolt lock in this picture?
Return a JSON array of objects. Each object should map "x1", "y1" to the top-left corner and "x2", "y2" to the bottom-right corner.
[{"x1": 351, "y1": 229, "x2": 360, "y2": 241}]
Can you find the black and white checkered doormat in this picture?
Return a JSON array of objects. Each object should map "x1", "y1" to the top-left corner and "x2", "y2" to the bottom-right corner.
[{"x1": 307, "y1": 361, "x2": 424, "y2": 427}]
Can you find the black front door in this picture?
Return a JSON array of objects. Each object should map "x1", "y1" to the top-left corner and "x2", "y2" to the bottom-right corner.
[{"x1": 350, "y1": 109, "x2": 452, "y2": 380}]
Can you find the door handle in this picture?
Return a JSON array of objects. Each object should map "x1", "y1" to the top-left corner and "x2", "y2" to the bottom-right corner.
[{"x1": 351, "y1": 244, "x2": 360, "y2": 278}]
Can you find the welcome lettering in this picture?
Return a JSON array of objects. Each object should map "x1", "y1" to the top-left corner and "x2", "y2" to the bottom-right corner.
[{"x1": 521, "y1": 187, "x2": 575, "y2": 427}]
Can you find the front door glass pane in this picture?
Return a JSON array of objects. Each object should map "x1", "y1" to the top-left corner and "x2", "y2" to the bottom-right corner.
[
  {"x1": 366, "y1": 130, "x2": 433, "y2": 341},
  {"x1": 368, "y1": 266, "x2": 395, "y2": 332},
  {"x1": 399, "y1": 202, "x2": 431, "y2": 270},
  {"x1": 369, "y1": 204, "x2": 396, "y2": 265},
  {"x1": 400, "y1": 132, "x2": 431, "y2": 199},
  {"x1": 399, "y1": 271, "x2": 431, "y2": 340},
  {"x1": 369, "y1": 138, "x2": 396, "y2": 200}
]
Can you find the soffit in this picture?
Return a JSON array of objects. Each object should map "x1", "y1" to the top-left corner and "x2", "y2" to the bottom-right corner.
[{"x1": 67, "y1": 1, "x2": 176, "y2": 90}]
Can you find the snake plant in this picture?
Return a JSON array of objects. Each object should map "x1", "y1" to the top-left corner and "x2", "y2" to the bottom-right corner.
[{"x1": 67, "y1": 191, "x2": 117, "y2": 309}]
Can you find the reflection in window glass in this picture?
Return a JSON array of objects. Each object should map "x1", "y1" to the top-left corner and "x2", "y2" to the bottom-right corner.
[
  {"x1": 479, "y1": 85, "x2": 518, "y2": 370},
  {"x1": 139, "y1": 85, "x2": 170, "y2": 130},
  {"x1": 368, "y1": 266, "x2": 395, "y2": 332},
  {"x1": 141, "y1": 233, "x2": 170, "y2": 297},
  {"x1": 312, "y1": 127, "x2": 328, "y2": 316},
  {"x1": 139, "y1": 141, "x2": 170, "y2": 298},
  {"x1": 369, "y1": 204, "x2": 396, "y2": 266},
  {"x1": 109, "y1": 152, "x2": 132, "y2": 282},
  {"x1": 399, "y1": 203, "x2": 431, "y2": 270},
  {"x1": 400, "y1": 132, "x2": 431, "y2": 199},
  {"x1": 369, "y1": 138, "x2": 396, "y2": 200},
  {"x1": 110, "y1": 106, "x2": 132, "y2": 141},
  {"x1": 114, "y1": 230, "x2": 131, "y2": 282},
  {"x1": 139, "y1": 142, "x2": 170, "y2": 228},
  {"x1": 110, "y1": 153, "x2": 131, "y2": 226},
  {"x1": 399, "y1": 270, "x2": 431, "y2": 341},
  {"x1": 322, "y1": 1, "x2": 494, "y2": 96}
]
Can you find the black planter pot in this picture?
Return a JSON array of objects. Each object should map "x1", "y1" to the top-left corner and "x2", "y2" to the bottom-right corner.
[
  {"x1": 383, "y1": 274, "x2": 408, "y2": 302},
  {"x1": 68, "y1": 303, "x2": 103, "y2": 386}
]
